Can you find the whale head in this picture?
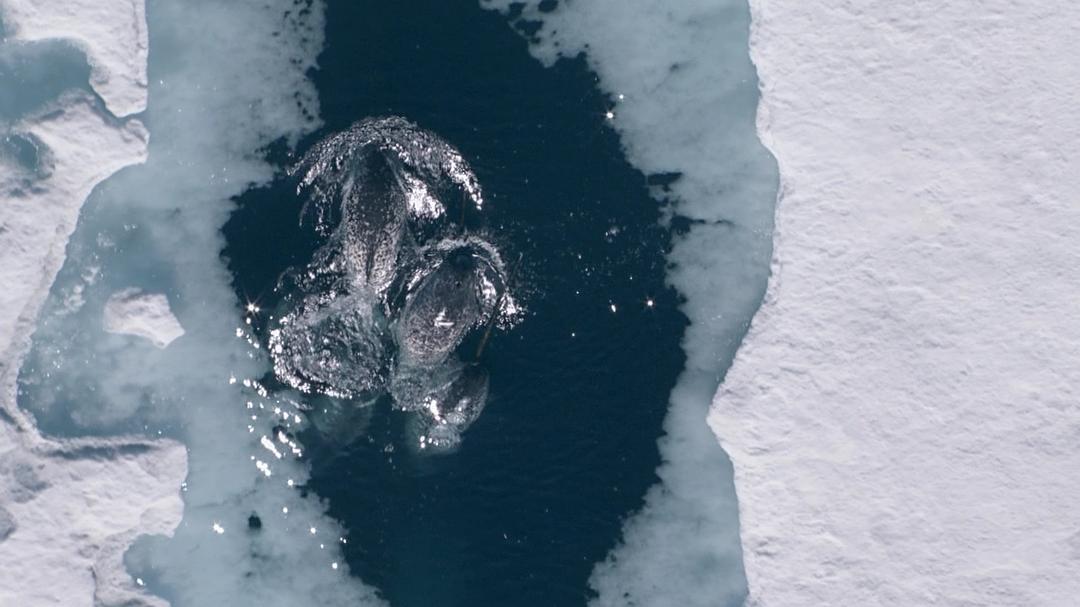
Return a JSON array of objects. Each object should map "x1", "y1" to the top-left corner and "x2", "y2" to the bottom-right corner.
[{"x1": 396, "y1": 243, "x2": 502, "y2": 367}]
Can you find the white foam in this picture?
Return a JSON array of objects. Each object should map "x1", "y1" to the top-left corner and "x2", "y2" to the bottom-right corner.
[
  {"x1": 481, "y1": 1, "x2": 777, "y2": 604},
  {"x1": 712, "y1": 2, "x2": 1080, "y2": 605},
  {"x1": 103, "y1": 288, "x2": 185, "y2": 348},
  {"x1": 0, "y1": 0, "x2": 148, "y2": 117}
]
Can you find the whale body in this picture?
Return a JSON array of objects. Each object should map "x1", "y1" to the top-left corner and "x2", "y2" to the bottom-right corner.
[
  {"x1": 270, "y1": 290, "x2": 392, "y2": 400},
  {"x1": 271, "y1": 119, "x2": 516, "y2": 452},
  {"x1": 409, "y1": 363, "x2": 491, "y2": 452},
  {"x1": 396, "y1": 244, "x2": 501, "y2": 366},
  {"x1": 338, "y1": 150, "x2": 409, "y2": 296}
]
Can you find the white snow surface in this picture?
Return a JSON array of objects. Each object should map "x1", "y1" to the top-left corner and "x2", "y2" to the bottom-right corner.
[
  {"x1": 712, "y1": 2, "x2": 1080, "y2": 606},
  {"x1": 103, "y1": 288, "x2": 185, "y2": 348},
  {"x1": 0, "y1": 0, "x2": 149, "y2": 117},
  {"x1": 0, "y1": 3, "x2": 184, "y2": 606},
  {"x1": 0, "y1": 440, "x2": 186, "y2": 607},
  {"x1": 0, "y1": 94, "x2": 148, "y2": 364}
]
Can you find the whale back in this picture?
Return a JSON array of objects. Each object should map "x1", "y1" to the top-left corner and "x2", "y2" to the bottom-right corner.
[
  {"x1": 339, "y1": 150, "x2": 409, "y2": 295},
  {"x1": 397, "y1": 244, "x2": 500, "y2": 366}
]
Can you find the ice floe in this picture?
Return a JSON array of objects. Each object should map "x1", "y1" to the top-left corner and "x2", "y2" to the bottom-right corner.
[{"x1": 103, "y1": 288, "x2": 185, "y2": 348}]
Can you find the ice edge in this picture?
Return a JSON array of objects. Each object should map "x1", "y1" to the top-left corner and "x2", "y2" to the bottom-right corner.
[{"x1": 0, "y1": 2, "x2": 185, "y2": 606}]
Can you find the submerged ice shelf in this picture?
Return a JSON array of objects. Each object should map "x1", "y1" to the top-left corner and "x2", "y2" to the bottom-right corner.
[{"x1": 713, "y1": 1, "x2": 1080, "y2": 605}]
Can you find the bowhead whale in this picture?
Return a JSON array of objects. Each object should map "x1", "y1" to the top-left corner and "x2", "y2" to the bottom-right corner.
[
  {"x1": 410, "y1": 362, "x2": 491, "y2": 451},
  {"x1": 396, "y1": 242, "x2": 502, "y2": 367},
  {"x1": 337, "y1": 150, "x2": 409, "y2": 296},
  {"x1": 269, "y1": 290, "x2": 392, "y2": 400},
  {"x1": 272, "y1": 118, "x2": 517, "y2": 452}
]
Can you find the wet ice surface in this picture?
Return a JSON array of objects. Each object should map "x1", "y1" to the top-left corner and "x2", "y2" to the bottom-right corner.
[{"x1": 269, "y1": 117, "x2": 519, "y2": 452}]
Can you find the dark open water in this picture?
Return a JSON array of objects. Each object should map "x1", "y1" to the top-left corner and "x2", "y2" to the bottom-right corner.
[{"x1": 224, "y1": 1, "x2": 688, "y2": 605}]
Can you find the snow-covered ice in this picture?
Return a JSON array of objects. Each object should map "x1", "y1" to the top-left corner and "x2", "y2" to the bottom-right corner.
[
  {"x1": 0, "y1": 3, "x2": 185, "y2": 606},
  {"x1": 0, "y1": 0, "x2": 148, "y2": 117},
  {"x1": 712, "y1": 2, "x2": 1080, "y2": 605},
  {"x1": 103, "y1": 289, "x2": 185, "y2": 348},
  {"x1": 0, "y1": 93, "x2": 148, "y2": 368},
  {"x1": 0, "y1": 440, "x2": 186, "y2": 607}
]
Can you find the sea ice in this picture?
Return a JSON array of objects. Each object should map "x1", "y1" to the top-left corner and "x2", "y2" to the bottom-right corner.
[
  {"x1": 103, "y1": 288, "x2": 185, "y2": 348},
  {"x1": 712, "y1": 2, "x2": 1080, "y2": 605},
  {"x1": 0, "y1": 0, "x2": 149, "y2": 117},
  {"x1": 0, "y1": 93, "x2": 148, "y2": 369},
  {"x1": 0, "y1": 439, "x2": 186, "y2": 607},
  {"x1": 0, "y1": 1, "x2": 184, "y2": 604}
]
